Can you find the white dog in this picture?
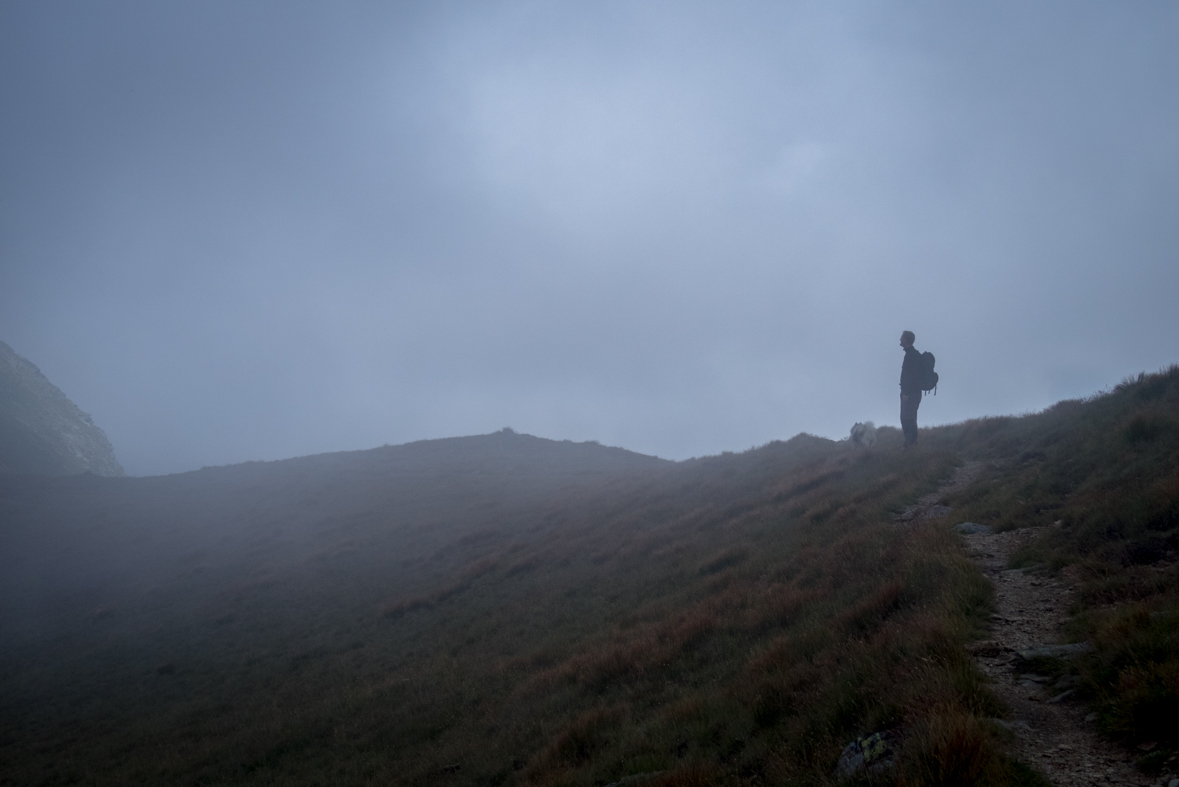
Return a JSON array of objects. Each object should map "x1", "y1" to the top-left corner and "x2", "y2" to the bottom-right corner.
[{"x1": 849, "y1": 421, "x2": 877, "y2": 449}]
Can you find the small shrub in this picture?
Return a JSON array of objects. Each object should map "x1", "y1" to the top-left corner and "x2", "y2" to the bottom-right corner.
[
  {"x1": 1081, "y1": 602, "x2": 1179, "y2": 744},
  {"x1": 1123, "y1": 537, "x2": 1169, "y2": 566},
  {"x1": 1125, "y1": 415, "x2": 1175, "y2": 444},
  {"x1": 903, "y1": 712, "x2": 1002, "y2": 786},
  {"x1": 530, "y1": 706, "x2": 626, "y2": 774},
  {"x1": 751, "y1": 682, "x2": 794, "y2": 730}
]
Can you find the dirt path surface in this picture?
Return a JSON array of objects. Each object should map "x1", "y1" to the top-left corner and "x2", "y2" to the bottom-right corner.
[
  {"x1": 895, "y1": 462, "x2": 1168, "y2": 785},
  {"x1": 907, "y1": 463, "x2": 1165, "y2": 786},
  {"x1": 962, "y1": 525, "x2": 1160, "y2": 786},
  {"x1": 895, "y1": 461, "x2": 986, "y2": 523}
]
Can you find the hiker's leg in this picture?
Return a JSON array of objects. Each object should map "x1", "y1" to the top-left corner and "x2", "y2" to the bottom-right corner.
[
  {"x1": 911, "y1": 391, "x2": 921, "y2": 443},
  {"x1": 901, "y1": 392, "x2": 920, "y2": 445}
]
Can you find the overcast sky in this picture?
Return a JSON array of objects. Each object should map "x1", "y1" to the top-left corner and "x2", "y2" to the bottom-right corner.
[{"x1": 2, "y1": 1, "x2": 1177, "y2": 476}]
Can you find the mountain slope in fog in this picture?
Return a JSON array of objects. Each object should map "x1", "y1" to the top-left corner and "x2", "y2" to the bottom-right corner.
[
  {"x1": 1, "y1": 424, "x2": 981, "y2": 785},
  {"x1": 4, "y1": 369, "x2": 1179, "y2": 786},
  {"x1": 0, "y1": 340, "x2": 124, "y2": 477},
  {"x1": 0, "y1": 429, "x2": 670, "y2": 643}
]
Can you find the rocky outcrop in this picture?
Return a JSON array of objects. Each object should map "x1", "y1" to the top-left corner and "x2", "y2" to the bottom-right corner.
[{"x1": 0, "y1": 340, "x2": 124, "y2": 476}]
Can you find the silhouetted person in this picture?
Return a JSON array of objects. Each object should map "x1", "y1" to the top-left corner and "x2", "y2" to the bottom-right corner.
[{"x1": 899, "y1": 330, "x2": 922, "y2": 447}]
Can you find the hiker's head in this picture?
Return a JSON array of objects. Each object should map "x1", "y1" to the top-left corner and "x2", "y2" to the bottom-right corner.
[{"x1": 900, "y1": 331, "x2": 915, "y2": 348}]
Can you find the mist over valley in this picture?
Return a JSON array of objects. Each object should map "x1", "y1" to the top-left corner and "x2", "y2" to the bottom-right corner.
[
  {"x1": 4, "y1": 364, "x2": 1179, "y2": 784},
  {"x1": 3, "y1": 2, "x2": 1179, "y2": 783}
]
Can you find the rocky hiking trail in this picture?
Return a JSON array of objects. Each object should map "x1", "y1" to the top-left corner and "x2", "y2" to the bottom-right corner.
[{"x1": 908, "y1": 462, "x2": 1173, "y2": 787}]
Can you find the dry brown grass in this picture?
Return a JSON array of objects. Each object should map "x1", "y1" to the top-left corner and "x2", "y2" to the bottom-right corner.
[
  {"x1": 903, "y1": 711, "x2": 1000, "y2": 786},
  {"x1": 0, "y1": 414, "x2": 1101, "y2": 785}
]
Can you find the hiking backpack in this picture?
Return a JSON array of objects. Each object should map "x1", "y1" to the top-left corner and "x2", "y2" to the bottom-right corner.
[{"x1": 920, "y1": 352, "x2": 938, "y2": 394}]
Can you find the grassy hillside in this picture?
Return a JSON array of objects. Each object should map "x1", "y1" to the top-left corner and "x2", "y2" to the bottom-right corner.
[
  {"x1": 2, "y1": 369, "x2": 1177, "y2": 786},
  {"x1": 942, "y1": 368, "x2": 1179, "y2": 759}
]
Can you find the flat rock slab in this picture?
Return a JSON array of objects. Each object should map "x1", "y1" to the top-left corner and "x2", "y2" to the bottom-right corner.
[{"x1": 1016, "y1": 642, "x2": 1093, "y2": 663}]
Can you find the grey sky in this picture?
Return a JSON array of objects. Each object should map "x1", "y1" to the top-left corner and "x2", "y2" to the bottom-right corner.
[{"x1": 2, "y1": 1, "x2": 1177, "y2": 476}]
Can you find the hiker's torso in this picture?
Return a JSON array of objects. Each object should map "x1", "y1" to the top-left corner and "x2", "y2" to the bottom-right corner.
[{"x1": 900, "y1": 345, "x2": 923, "y2": 393}]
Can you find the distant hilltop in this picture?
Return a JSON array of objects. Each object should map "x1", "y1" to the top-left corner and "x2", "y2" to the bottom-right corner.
[{"x1": 0, "y1": 340, "x2": 124, "y2": 477}]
